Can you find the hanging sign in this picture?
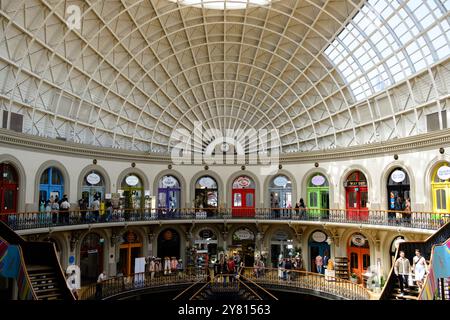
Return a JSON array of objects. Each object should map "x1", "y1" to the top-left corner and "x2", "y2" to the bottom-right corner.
[
  {"x1": 86, "y1": 173, "x2": 101, "y2": 185},
  {"x1": 391, "y1": 170, "x2": 406, "y2": 183},
  {"x1": 162, "y1": 176, "x2": 177, "y2": 188},
  {"x1": 233, "y1": 228, "x2": 254, "y2": 240},
  {"x1": 351, "y1": 234, "x2": 367, "y2": 247},
  {"x1": 125, "y1": 175, "x2": 139, "y2": 186},
  {"x1": 311, "y1": 231, "x2": 327, "y2": 243},
  {"x1": 311, "y1": 175, "x2": 326, "y2": 186},
  {"x1": 437, "y1": 166, "x2": 450, "y2": 180},
  {"x1": 274, "y1": 230, "x2": 288, "y2": 241},
  {"x1": 273, "y1": 176, "x2": 288, "y2": 187}
]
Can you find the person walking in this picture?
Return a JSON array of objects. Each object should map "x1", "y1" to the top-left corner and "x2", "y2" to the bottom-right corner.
[
  {"x1": 95, "y1": 270, "x2": 107, "y2": 300},
  {"x1": 412, "y1": 249, "x2": 427, "y2": 289},
  {"x1": 394, "y1": 251, "x2": 411, "y2": 297}
]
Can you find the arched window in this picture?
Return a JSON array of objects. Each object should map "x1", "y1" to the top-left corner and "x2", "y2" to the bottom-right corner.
[
  {"x1": 158, "y1": 175, "x2": 181, "y2": 210},
  {"x1": 194, "y1": 176, "x2": 218, "y2": 209},
  {"x1": 269, "y1": 175, "x2": 292, "y2": 209},
  {"x1": 39, "y1": 167, "x2": 64, "y2": 203},
  {"x1": 82, "y1": 171, "x2": 105, "y2": 207}
]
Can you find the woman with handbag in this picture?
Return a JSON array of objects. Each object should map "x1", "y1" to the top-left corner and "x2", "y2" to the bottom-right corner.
[{"x1": 413, "y1": 249, "x2": 427, "y2": 289}]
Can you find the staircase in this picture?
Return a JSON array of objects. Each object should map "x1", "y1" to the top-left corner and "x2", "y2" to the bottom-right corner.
[
  {"x1": 380, "y1": 221, "x2": 450, "y2": 300},
  {"x1": 0, "y1": 221, "x2": 75, "y2": 300},
  {"x1": 28, "y1": 265, "x2": 63, "y2": 300},
  {"x1": 191, "y1": 281, "x2": 260, "y2": 301}
]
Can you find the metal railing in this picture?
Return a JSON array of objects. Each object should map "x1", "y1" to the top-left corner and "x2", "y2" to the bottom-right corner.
[
  {"x1": 79, "y1": 268, "x2": 209, "y2": 300},
  {"x1": 79, "y1": 267, "x2": 369, "y2": 300},
  {"x1": 2, "y1": 207, "x2": 448, "y2": 231}
]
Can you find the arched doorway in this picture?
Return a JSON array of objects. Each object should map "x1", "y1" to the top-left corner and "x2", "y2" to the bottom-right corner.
[
  {"x1": 39, "y1": 167, "x2": 64, "y2": 203},
  {"x1": 307, "y1": 174, "x2": 330, "y2": 219},
  {"x1": 390, "y1": 236, "x2": 405, "y2": 267},
  {"x1": 345, "y1": 171, "x2": 368, "y2": 221},
  {"x1": 82, "y1": 171, "x2": 105, "y2": 208},
  {"x1": 387, "y1": 168, "x2": 410, "y2": 222},
  {"x1": 431, "y1": 163, "x2": 450, "y2": 215},
  {"x1": 120, "y1": 173, "x2": 144, "y2": 210},
  {"x1": 231, "y1": 227, "x2": 255, "y2": 267},
  {"x1": 347, "y1": 233, "x2": 370, "y2": 283},
  {"x1": 80, "y1": 233, "x2": 104, "y2": 285},
  {"x1": 0, "y1": 163, "x2": 19, "y2": 222},
  {"x1": 117, "y1": 231, "x2": 143, "y2": 276},
  {"x1": 309, "y1": 230, "x2": 331, "y2": 273},
  {"x1": 232, "y1": 175, "x2": 256, "y2": 217},
  {"x1": 270, "y1": 229, "x2": 295, "y2": 268},
  {"x1": 269, "y1": 175, "x2": 292, "y2": 218},
  {"x1": 157, "y1": 228, "x2": 181, "y2": 260},
  {"x1": 158, "y1": 175, "x2": 181, "y2": 213},
  {"x1": 194, "y1": 176, "x2": 218, "y2": 217},
  {"x1": 194, "y1": 228, "x2": 218, "y2": 270}
]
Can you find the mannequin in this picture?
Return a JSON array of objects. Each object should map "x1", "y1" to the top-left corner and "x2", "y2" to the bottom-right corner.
[
  {"x1": 164, "y1": 257, "x2": 171, "y2": 275},
  {"x1": 149, "y1": 257, "x2": 156, "y2": 280},
  {"x1": 155, "y1": 258, "x2": 161, "y2": 275}
]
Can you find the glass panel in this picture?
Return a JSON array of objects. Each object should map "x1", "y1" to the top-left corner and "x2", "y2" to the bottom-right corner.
[
  {"x1": 363, "y1": 254, "x2": 370, "y2": 270},
  {"x1": 51, "y1": 168, "x2": 63, "y2": 185},
  {"x1": 232, "y1": 176, "x2": 255, "y2": 189},
  {"x1": 348, "y1": 191, "x2": 357, "y2": 208},
  {"x1": 361, "y1": 192, "x2": 368, "y2": 208},
  {"x1": 246, "y1": 193, "x2": 254, "y2": 207},
  {"x1": 158, "y1": 192, "x2": 167, "y2": 208},
  {"x1": 196, "y1": 176, "x2": 217, "y2": 189},
  {"x1": 40, "y1": 168, "x2": 49, "y2": 184},
  {"x1": 309, "y1": 192, "x2": 318, "y2": 207},
  {"x1": 39, "y1": 190, "x2": 47, "y2": 203},
  {"x1": 207, "y1": 191, "x2": 218, "y2": 207},
  {"x1": 234, "y1": 193, "x2": 242, "y2": 207},
  {"x1": 168, "y1": 190, "x2": 178, "y2": 209},
  {"x1": 441, "y1": 190, "x2": 446, "y2": 210},
  {"x1": 159, "y1": 175, "x2": 180, "y2": 188},
  {"x1": 350, "y1": 252, "x2": 358, "y2": 269},
  {"x1": 3, "y1": 189, "x2": 14, "y2": 210},
  {"x1": 321, "y1": 191, "x2": 329, "y2": 209}
]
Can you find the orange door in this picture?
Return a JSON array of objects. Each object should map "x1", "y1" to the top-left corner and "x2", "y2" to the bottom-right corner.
[{"x1": 348, "y1": 246, "x2": 370, "y2": 282}]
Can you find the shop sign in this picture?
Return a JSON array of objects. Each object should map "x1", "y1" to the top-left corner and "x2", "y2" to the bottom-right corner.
[
  {"x1": 234, "y1": 176, "x2": 252, "y2": 188},
  {"x1": 437, "y1": 166, "x2": 450, "y2": 180},
  {"x1": 86, "y1": 173, "x2": 101, "y2": 185},
  {"x1": 273, "y1": 176, "x2": 289, "y2": 187},
  {"x1": 274, "y1": 230, "x2": 288, "y2": 241},
  {"x1": 234, "y1": 228, "x2": 254, "y2": 240},
  {"x1": 311, "y1": 231, "x2": 327, "y2": 243},
  {"x1": 200, "y1": 229, "x2": 214, "y2": 239},
  {"x1": 126, "y1": 175, "x2": 139, "y2": 186},
  {"x1": 351, "y1": 234, "x2": 366, "y2": 247},
  {"x1": 195, "y1": 239, "x2": 218, "y2": 244},
  {"x1": 346, "y1": 181, "x2": 367, "y2": 187},
  {"x1": 311, "y1": 175, "x2": 326, "y2": 186},
  {"x1": 162, "y1": 176, "x2": 177, "y2": 188},
  {"x1": 198, "y1": 177, "x2": 216, "y2": 189},
  {"x1": 87, "y1": 249, "x2": 98, "y2": 254},
  {"x1": 391, "y1": 170, "x2": 406, "y2": 183}
]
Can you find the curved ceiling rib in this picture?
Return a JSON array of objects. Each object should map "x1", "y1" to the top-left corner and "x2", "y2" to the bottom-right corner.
[{"x1": 0, "y1": 0, "x2": 449, "y2": 155}]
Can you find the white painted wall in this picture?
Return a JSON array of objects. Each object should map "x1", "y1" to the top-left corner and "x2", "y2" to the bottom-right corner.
[{"x1": 1, "y1": 143, "x2": 449, "y2": 212}]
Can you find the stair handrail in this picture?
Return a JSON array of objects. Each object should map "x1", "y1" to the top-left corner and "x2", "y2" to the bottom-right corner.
[
  {"x1": 379, "y1": 220, "x2": 450, "y2": 300},
  {"x1": 239, "y1": 274, "x2": 279, "y2": 300},
  {"x1": 172, "y1": 277, "x2": 208, "y2": 300},
  {"x1": 235, "y1": 277, "x2": 263, "y2": 300}
]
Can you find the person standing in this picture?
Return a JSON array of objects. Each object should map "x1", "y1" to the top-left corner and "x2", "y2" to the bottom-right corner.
[
  {"x1": 394, "y1": 251, "x2": 411, "y2": 297},
  {"x1": 60, "y1": 195, "x2": 70, "y2": 224},
  {"x1": 315, "y1": 255, "x2": 324, "y2": 274},
  {"x1": 412, "y1": 249, "x2": 427, "y2": 289},
  {"x1": 91, "y1": 197, "x2": 100, "y2": 222},
  {"x1": 299, "y1": 198, "x2": 306, "y2": 220},
  {"x1": 95, "y1": 270, "x2": 107, "y2": 300},
  {"x1": 149, "y1": 257, "x2": 156, "y2": 280},
  {"x1": 285, "y1": 258, "x2": 292, "y2": 281},
  {"x1": 227, "y1": 257, "x2": 235, "y2": 283}
]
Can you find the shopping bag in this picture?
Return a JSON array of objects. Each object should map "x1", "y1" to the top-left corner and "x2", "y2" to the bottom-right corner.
[{"x1": 408, "y1": 273, "x2": 414, "y2": 287}]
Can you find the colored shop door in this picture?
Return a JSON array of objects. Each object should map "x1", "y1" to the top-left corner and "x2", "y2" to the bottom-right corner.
[{"x1": 232, "y1": 189, "x2": 255, "y2": 217}]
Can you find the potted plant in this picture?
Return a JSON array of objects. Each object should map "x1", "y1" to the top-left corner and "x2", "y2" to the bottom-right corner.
[{"x1": 350, "y1": 273, "x2": 358, "y2": 284}]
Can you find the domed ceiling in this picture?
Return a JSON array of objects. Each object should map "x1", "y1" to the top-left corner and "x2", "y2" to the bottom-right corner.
[{"x1": 0, "y1": 0, "x2": 449, "y2": 156}]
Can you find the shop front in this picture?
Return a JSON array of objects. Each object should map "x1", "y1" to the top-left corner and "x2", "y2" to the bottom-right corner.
[
  {"x1": 269, "y1": 175, "x2": 292, "y2": 218},
  {"x1": 230, "y1": 227, "x2": 255, "y2": 267},
  {"x1": 82, "y1": 171, "x2": 105, "y2": 208},
  {"x1": 387, "y1": 168, "x2": 410, "y2": 214},
  {"x1": 0, "y1": 163, "x2": 18, "y2": 222},
  {"x1": 232, "y1": 176, "x2": 256, "y2": 217},
  {"x1": 157, "y1": 228, "x2": 181, "y2": 260},
  {"x1": 309, "y1": 230, "x2": 331, "y2": 273},
  {"x1": 194, "y1": 228, "x2": 218, "y2": 270},
  {"x1": 345, "y1": 171, "x2": 368, "y2": 221},
  {"x1": 431, "y1": 163, "x2": 450, "y2": 215},
  {"x1": 80, "y1": 233, "x2": 104, "y2": 285},
  {"x1": 347, "y1": 233, "x2": 370, "y2": 283},
  {"x1": 39, "y1": 167, "x2": 64, "y2": 203},
  {"x1": 117, "y1": 231, "x2": 143, "y2": 276},
  {"x1": 120, "y1": 173, "x2": 145, "y2": 210},
  {"x1": 194, "y1": 176, "x2": 218, "y2": 216},
  {"x1": 158, "y1": 175, "x2": 181, "y2": 213},
  {"x1": 307, "y1": 173, "x2": 330, "y2": 218},
  {"x1": 270, "y1": 229, "x2": 295, "y2": 268}
]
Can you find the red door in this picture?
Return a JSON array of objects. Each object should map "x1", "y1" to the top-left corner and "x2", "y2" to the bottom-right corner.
[
  {"x1": 346, "y1": 186, "x2": 368, "y2": 221},
  {"x1": 348, "y1": 246, "x2": 370, "y2": 283},
  {"x1": 232, "y1": 189, "x2": 255, "y2": 217},
  {"x1": 0, "y1": 183, "x2": 18, "y2": 223}
]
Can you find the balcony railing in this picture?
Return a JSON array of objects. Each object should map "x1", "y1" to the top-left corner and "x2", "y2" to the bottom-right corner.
[{"x1": 1, "y1": 207, "x2": 448, "y2": 231}]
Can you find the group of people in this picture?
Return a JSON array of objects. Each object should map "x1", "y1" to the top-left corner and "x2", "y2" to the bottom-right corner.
[
  {"x1": 270, "y1": 195, "x2": 308, "y2": 219},
  {"x1": 39, "y1": 194, "x2": 71, "y2": 224},
  {"x1": 394, "y1": 249, "x2": 428, "y2": 296},
  {"x1": 389, "y1": 195, "x2": 412, "y2": 224},
  {"x1": 147, "y1": 256, "x2": 184, "y2": 279},
  {"x1": 78, "y1": 196, "x2": 113, "y2": 223},
  {"x1": 278, "y1": 256, "x2": 304, "y2": 281},
  {"x1": 212, "y1": 253, "x2": 247, "y2": 283}
]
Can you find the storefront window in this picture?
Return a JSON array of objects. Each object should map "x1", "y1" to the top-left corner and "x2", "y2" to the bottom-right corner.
[
  {"x1": 82, "y1": 171, "x2": 105, "y2": 207},
  {"x1": 195, "y1": 176, "x2": 218, "y2": 209},
  {"x1": 269, "y1": 175, "x2": 292, "y2": 209},
  {"x1": 39, "y1": 167, "x2": 64, "y2": 203}
]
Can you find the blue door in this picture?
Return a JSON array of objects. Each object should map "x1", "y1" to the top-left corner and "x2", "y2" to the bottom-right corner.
[{"x1": 39, "y1": 167, "x2": 64, "y2": 202}]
